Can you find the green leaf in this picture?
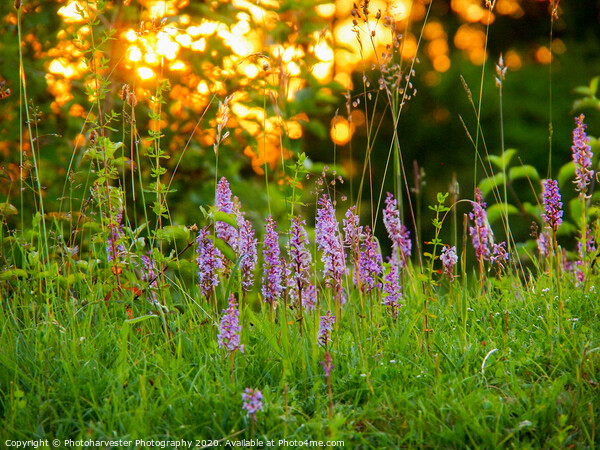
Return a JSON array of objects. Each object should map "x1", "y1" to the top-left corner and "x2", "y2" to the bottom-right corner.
[
  {"x1": 557, "y1": 162, "x2": 575, "y2": 190},
  {"x1": 572, "y1": 86, "x2": 592, "y2": 96},
  {"x1": 573, "y1": 97, "x2": 600, "y2": 113},
  {"x1": 487, "y1": 203, "x2": 519, "y2": 224},
  {"x1": 0, "y1": 269, "x2": 29, "y2": 279},
  {"x1": 522, "y1": 202, "x2": 539, "y2": 217},
  {"x1": 590, "y1": 75, "x2": 600, "y2": 96},
  {"x1": 478, "y1": 173, "x2": 506, "y2": 198},
  {"x1": 211, "y1": 236, "x2": 237, "y2": 263},
  {"x1": 125, "y1": 315, "x2": 160, "y2": 325},
  {"x1": 487, "y1": 149, "x2": 517, "y2": 170},
  {"x1": 0, "y1": 202, "x2": 18, "y2": 216},
  {"x1": 155, "y1": 225, "x2": 190, "y2": 242},
  {"x1": 569, "y1": 197, "x2": 583, "y2": 225},
  {"x1": 509, "y1": 165, "x2": 539, "y2": 182},
  {"x1": 212, "y1": 210, "x2": 238, "y2": 228}
]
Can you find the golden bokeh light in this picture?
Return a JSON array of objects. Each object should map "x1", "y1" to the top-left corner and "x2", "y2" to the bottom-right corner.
[
  {"x1": 286, "y1": 120, "x2": 303, "y2": 140},
  {"x1": 57, "y1": 1, "x2": 90, "y2": 23},
  {"x1": 156, "y1": 32, "x2": 180, "y2": 59},
  {"x1": 197, "y1": 81, "x2": 209, "y2": 95},
  {"x1": 49, "y1": 58, "x2": 75, "y2": 78},
  {"x1": 454, "y1": 24, "x2": 487, "y2": 64},
  {"x1": 137, "y1": 67, "x2": 155, "y2": 80},
  {"x1": 315, "y1": 3, "x2": 336, "y2": 18},
  {"x1": 334, "y1": 72, "x2": 353, "y2": 90},
  {"x1": 390, "y1": 0, "x2": 410, "y2": 22},
  {"x1": 496, "y1": 0, "x2": 523, "y2": 17},
  {"x1": 424, "y1": 22, "x2": 446, "y2": 40},
  {"x1": 535, "y1": 46, "x2": 552, "y2": 64},
  {"x1": 314, "y1": 40, "x2": 334, "y2": 62},
  {"x1": 38, "y1": 0, "x2": 539, "y2": 181},
  {"x1": 128, "y1": 46, "x2": 142, "y2": 62},
  {"x1": 330, "y1": 117, "x2": 353, "y2": 146},
  {"x1": 401, "y1": 34, "x2": 418, "y2": 60},
  {"x1": 125, "y1": 29, "x2": 137, "y2": 42},
  {"x1": 169, "y1": 60, "x2": 187, "y2": 71},
  {"x1": 313, "y1": 62, "x2": 333, "y2": 82},
  {"x1": 432, "y1": 54, "x2": 451, "y2": 72},
  {"x1": 504, "y1": 49, "x2": 522, "y2": 70}
]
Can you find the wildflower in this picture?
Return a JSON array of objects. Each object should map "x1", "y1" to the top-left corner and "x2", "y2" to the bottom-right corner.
[
  {"x1": 215, "y1": 177, "x2": 238, "y2": 251},
  {"x1": 140, "y1": 253, "x2": 157, "y2": 286},
  {"x1": 575, "y1": 261, "x2": 586, "y2": 286},
  {"x1": 140, "y1": 253, "x2": 160, "y2": 306},
  {"x1": 537, "y1": 230, "x2": 551, "y2": 257},
  {"x1": 218, "y1": 295, "x2": 243, "y2": 354},
  {"x1": 491, "y1": 241, "x2": 509, "y2": 271},
  {"x1": 577, "y1": 226, "x2": 597, "y2": 258},
  {"x1": 572, "y1": 114, "x2": 594, "y2": 194},
  {"x1": 357, "y1": 226, "x2": 383, "y2": 292},
  {"x1": 541, "y1": 179, "x2": 563, "y2": 232},
  {"x1": 261, "y1": 216, "x2": 284, "y2": 305},
  {"x1": 287, "y1": 217, "x2": 317, "y2": 311},
  {"x1": 196, "y1": 227, "x2": 225, "y2": 299},
  {"x1": 241, "y1": 388, "x2": 263, "y2": 419},
  {"x1": 343, "y1": 206, "x2": 362, "y2": 266},
  {"x1": 236, "y1": 212, "x2": 257, "y2": 291},
  {"x1": 440, "y1": 245, "x2": 458, "y2": 280},
  {"x1": 106, "y1": 207, "x2": 127, "y2": 263},
  {"x1": 317, "y1": 311, "x2": 335, "y2": 348},
  {"x1": 321, "y1": 351, "x2": 334, "y2": 377},
  {"x1": 316, "y1": 195, "x2": 347, "y2": 298},
  {"x1": 382, "y1": 263, "x2": 402, "y2": 318},
  {"x1": 383, "y1": 193, "x2": 411, "y2": 268},
  {"x1": 469, "y1": 188, "x2": 491, "y2": 263},
  {"x1": 574, "y1": 227, "x2": 596, "y2": 286}
]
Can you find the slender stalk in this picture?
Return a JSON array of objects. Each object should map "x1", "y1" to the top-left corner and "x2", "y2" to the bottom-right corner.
[{"x1": 17, "y1": 5, "x2": 51, "y2": 273}]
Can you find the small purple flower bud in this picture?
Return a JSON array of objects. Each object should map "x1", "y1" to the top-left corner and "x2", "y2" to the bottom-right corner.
[
  {"x1": 218, "y1": 294, "x2": 243, "y2": 354},
  {"x1": 382, "y1": 262, "x2": 402, "y2": 317},
  {"x1": 343, "y1": 206, "x2": 362, "y2": 266},
  {"x1": 541, "y1": 179, "x2": 563, "y2": 232},
  {"x1": 106, "y1": 207, "x2": 127, "y2": 263},
  {"x1": 316, "y1": 195, "x2": 347, "y2": 299},
  {"x1": 236, "y1": 212, "x2": 257, "y2": 291},
  {"x1": 196, "y1": 227, "x2": 225, "y2": 299},
  {"x1": 491, "y1": 241, "x2": 509, "y2": 270},
  {"x1": 577, "y1": 226, "x2": 597, "y2": 259},
  {"x1": 383, "y1": 193, "x2": 411, "y2": 268},
  {"x1": 215, "y1": 177, "x2": 238, "y2": 251},
  {"x1": 241, "y1": 388, "x2": 263, "y2": 419},
  {"x1": 440, "y1": 245, "x2": 458, "y2": 280},
  {"x1": 262, "y1": 216, "x2": 284, "y2": 305},
  {"x1": 572, "y1": 114, "x2": 594, "y2": 194},
  {"x1": 357, "y1": 226, "x2": 383, "y2": 292},
  {"x1": 140, "y1": 253, "x2": 160, "y2": 306},
  {"x1": 321, "y1": 351, "x2": 334, "y2": 377},
  {"x1": 469, "y1": 188, "x2": 491, "y2": 263},
  {"x1": 287, "y1": 217, "x2": 317, "y2": 311},
  {"x1": 318, "y1": 311, "x2": 335, "y2": 348},
  {"x1": 537, "y1": 230, "x2": 550, "y2": 257}
]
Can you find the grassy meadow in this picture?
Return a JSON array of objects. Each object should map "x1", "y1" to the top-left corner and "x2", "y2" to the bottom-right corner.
[{"x1": 1, "y1": 0, "x2": 600, "y2": 449}]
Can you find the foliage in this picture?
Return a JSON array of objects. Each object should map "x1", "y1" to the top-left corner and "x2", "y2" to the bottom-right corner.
[{"x1": 1, "y1": 0, "x2": 600, "y2": 447}]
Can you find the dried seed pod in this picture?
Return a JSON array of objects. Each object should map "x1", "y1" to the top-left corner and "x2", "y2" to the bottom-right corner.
[
  {"x1": 14, "y1": 0, "x2": 21, "y2": 10},
  {"x1": 88, "y1": 129, "x2": 98, "y2": 146},
  {"x1": 120, "y1": 84, "x2": 130, "y2": 101},
  {"x1": 127, "y1": 91, "x2": 138, "y2": 108}
]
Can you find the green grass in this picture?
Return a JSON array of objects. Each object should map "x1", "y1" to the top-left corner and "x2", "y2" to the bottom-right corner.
[{"x1": 1, "y1": 267, "x2": 598, "y2": 448}]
